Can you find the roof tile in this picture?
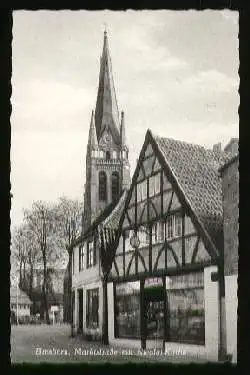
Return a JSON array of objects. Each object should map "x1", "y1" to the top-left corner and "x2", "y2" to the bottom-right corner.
[{"x1": 153, "y1": 135, "x2": 236, "y2": 248}]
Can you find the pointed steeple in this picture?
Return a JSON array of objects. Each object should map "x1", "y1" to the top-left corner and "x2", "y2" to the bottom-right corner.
[
  {"x1": 95, "y1": 29, "x2": 120, "y2": 144},
  {"x1": 87, "y1": 110, "x2": 98, "y2": 150},
  {"x1": 120, "y1": 111, "x2": 126, "y2": 148}
]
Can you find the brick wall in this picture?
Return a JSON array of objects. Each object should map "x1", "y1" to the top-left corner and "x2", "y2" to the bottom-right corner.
[{"x1": 221, "y1": 158, "x2": 239, "y2": 276}]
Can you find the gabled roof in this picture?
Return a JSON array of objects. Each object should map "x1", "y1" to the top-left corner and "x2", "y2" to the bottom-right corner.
[
  {"x1": 102, "y1": 190, "x2": 128, "y2": 230},
  {"x1": 70, "y1": 191, "x2": 126, "y2": 249},
  {"x1": 151, "y1": 132, "x2": 235, "y2": 250}
]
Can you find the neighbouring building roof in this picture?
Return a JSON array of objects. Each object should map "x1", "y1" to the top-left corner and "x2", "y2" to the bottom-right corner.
[
  {"x1": 218, "y1": 153, "x2": 239, "y2": 175},
  {"x1": 10, "y1": 287, "x2": 32, "y2": 305},
  {"x1": 152, "y1": 133, "x2": 236, "y2": 249},
  {"x1": 71, "y1": 191, "x2": 127, "y2": 249},
  {"x1": 102, "y1": 190, "x2": 128, "y2": 230}
]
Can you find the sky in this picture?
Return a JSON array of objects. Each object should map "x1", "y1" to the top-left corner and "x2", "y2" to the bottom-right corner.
[{"x1": 11, "y1": 10, "x2": 239, "y2": 229}]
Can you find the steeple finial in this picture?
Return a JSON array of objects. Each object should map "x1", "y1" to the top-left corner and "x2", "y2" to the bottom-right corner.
[
  {"x1": 88, "y1": 110, "x2": 98, "y2": 150},
  {"x1": 95, "y1": 30, "x2": 120, "y2": 144}
]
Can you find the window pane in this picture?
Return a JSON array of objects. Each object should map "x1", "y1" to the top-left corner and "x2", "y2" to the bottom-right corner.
[
  {"x1": 158, "y1": 221, "x2": 165, "y2": 242},
  {"x1": 115, "y1": 281, "x2": 140, "y2": 339},
  {"x1": 152, "y1": 223, "x2": 157, "y2": 244},
  {"x1": 137, "y1": 180, "x2": 147, "y2": 202},
  {"x1": 154, "y1": 173, "x2": 161, "y2": 195},
  {"x1": 166, "y1": 216, "x2": 174, "y2": 239},
  {"x1": 149, "y1": 176, "x2": 154, "y2": 197},
  {"x1": 175, "y1": 214, "x2": 182, "y2": 237}
]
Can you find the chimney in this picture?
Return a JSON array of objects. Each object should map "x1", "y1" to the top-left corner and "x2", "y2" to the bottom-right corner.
[
  {"x1": 212, "y1": 142, "x2": 222, "y2": 152},
  {"x1": 224, "y1": 138, "x2": 239, "y2": 154}
]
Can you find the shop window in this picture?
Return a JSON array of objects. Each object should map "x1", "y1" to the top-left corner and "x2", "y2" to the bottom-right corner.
[
  {"x1": 166, "y1": 272, "x2": 205, "y2": 345},
  {"x1": 115, "y1": 281, "x2": 140, "y2": 339},
  {"x1": 86, "y1": 288, "x2": 99, "y2": 328}
]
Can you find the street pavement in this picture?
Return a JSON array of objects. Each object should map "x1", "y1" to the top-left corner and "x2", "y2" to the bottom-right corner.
[{"x1": 11, "y1": 324, "x2": 208, "y2": 364}]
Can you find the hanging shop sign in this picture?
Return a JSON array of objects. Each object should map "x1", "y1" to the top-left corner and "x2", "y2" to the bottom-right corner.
[{"x1": 144, "y1": 277, "x2": 163, "y2": 288}]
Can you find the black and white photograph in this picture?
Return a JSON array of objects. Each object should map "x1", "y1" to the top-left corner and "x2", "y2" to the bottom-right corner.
[{"x1": 10, "y1": 10, "x2": 239, "y2": 364}]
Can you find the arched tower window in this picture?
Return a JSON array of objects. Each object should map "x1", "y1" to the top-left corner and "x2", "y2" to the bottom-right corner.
[
  {"x1": 112, "y1": 172, "x2": 120, "y2": 202},
  {"x1": 99, "y1": 171, "x2": 107, "y2": 201}
]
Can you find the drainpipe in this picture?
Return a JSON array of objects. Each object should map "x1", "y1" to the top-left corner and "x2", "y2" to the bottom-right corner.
[
  {"x1": 218, "y1": 258, "x2": 228, "y2": 361},
  {"x1": 69, "y1": 250, "x2": 74, "y2": 337},
  {"x1": 102, "y1": 274, "x2": 109, "y2": 345}
]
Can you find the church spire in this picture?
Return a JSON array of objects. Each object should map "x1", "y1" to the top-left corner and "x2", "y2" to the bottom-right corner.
[
  {"x1": 87, "y1": 110, "x2": 98, "y2": 150},
  {"x1": 94, "y1": 30, "x2": 120, "y2": 144}
]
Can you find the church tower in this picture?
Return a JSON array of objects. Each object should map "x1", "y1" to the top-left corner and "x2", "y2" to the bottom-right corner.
[{"x1": 83, "y1": 30, "x2": 131, "y2": 230}]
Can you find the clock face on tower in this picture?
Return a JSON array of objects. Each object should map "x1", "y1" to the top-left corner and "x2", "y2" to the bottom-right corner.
[
  {"x1": 103, "y1": 132, "x2": 109, "y2": 144},
  {"x1": 100, "y1": 129, "x2": 112, "y2": 148}
]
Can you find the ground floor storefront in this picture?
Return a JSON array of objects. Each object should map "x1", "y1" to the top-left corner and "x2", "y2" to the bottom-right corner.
[
  {"x1": 72, "y1": 280, "x2": 103, "y2": 341},
  {"x1": 107, "y1": 266, "x2": 220, "y2": 361},
  {"x1": 71, "y1": 265, "x2": 237, "y2": 362}
]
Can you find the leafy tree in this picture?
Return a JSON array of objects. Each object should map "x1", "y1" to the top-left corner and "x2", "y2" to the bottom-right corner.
[{"x1": 11, "y1": 224, "x2": 35, "y2": 289}]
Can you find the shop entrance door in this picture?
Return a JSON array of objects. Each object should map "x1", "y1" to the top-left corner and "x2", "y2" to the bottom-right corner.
[{"x1": 144, "y1": 278, "x2": 165, "y2": 349}]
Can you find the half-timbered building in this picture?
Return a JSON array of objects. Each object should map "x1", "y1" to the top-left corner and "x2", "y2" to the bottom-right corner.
[{"x1": 105, "y1": 129, "x2": 236, "y2": 360}]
